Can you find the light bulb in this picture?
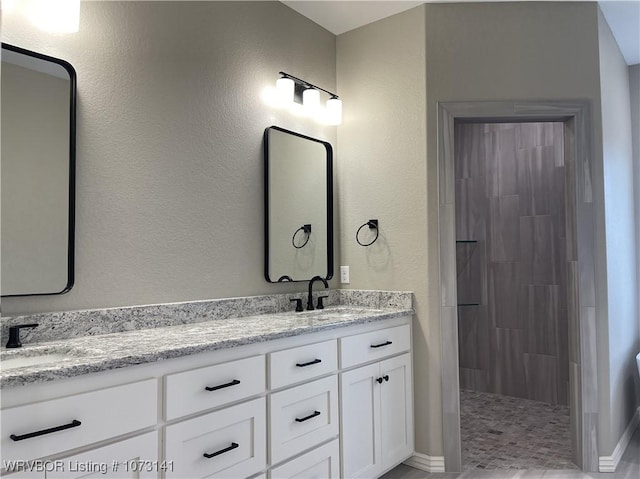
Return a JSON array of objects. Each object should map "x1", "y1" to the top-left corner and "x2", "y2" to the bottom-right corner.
[
  {"x1": 303, "y1": 88, "x2": 320, "y2": 117},
  {"x1": 326, "y1": 97, "x2": 342, "y2": 125},
  {"x1": 275, "y1": 77, "x2": 295, "y2": 108}
]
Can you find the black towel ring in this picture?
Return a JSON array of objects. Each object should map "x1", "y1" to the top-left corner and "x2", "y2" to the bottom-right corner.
[
  {"x1": 292, "y1": 224, "x2": 312, "y2": 249},
  {"x1": 356, "y1": 219, "x2": 379, "y2": 247}
]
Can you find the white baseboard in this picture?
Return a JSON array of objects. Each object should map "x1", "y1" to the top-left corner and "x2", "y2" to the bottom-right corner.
[
  {"x1": 404, "y1": 453, "x2": 445, "y2": 473},
  {"x1": 599, "y1": 406, "x2": 640, "y2": 472}
]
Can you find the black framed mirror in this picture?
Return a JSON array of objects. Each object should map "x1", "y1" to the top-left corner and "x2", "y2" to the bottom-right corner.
[
  {"x1": 1, "y1": 43, "x2": 76, "y2": 297},
  {"x1": 264, "y1": 126, "x2": 333, "y2": 282}
]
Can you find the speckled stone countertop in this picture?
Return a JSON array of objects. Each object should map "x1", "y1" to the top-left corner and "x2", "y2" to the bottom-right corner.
[{"x1": 1, "y1": 290, "x2": 412, "y2": 389}]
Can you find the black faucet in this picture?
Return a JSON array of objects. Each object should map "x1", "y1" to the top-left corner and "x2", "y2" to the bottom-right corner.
[
  {"x1": 6, "y1": 323, "x2": 39, "y2": 348},
  {"x1": 307, "y1": 276, "x2": 329, "y2": 311}
]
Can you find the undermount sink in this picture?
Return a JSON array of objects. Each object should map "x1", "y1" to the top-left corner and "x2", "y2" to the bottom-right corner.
[{"x1": 0, "y1": 347, "x2": 81, "y2": 371}]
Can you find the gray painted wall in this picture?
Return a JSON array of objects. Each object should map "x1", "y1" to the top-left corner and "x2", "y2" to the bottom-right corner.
[
  {"x1": 597, "y1": 9, "x2": 640, "y2": 452},
  {"x1": 1, "y1": 1, "x2": 337, "y2": 315},
  {"x1": 423, "y1": 1, "x2": 603, "y2": 459},
  {"x1": 336, "y1": 5, "x2": 430, "y2": 454},
  {"x1": 2, "y1": 0, "x2": 637, "y2": 464},
  {"x1": 631, "y1": 64, "x2": 640, "y2": 346}
]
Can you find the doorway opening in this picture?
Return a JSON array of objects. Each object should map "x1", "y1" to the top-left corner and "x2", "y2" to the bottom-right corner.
[
  {"x1": 454, "y1": 121, "x2": 575, "y2": 470},
  {"x1": 437, "y1": 100, "x2": 599, "y2": 473}
]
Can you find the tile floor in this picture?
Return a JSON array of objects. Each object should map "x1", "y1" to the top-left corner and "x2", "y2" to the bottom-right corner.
[
  {"x1": 459, "y1": 389, "x2": 576, "y2": 470},
  {"x1": 381, "y1": 426, "x2": 640, "y2": 479}
]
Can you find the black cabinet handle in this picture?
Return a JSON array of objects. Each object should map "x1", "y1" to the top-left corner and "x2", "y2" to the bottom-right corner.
[
  {"x1": 205, "y1": 379, "x2": 241, "y2": 392},
  {"x1": 376, "y1": 377, "x2": 384, "y2": 384},
  {"x1": 370, "y1": 340, "x2": 393, "y2": 349},
  {"x1": 295, "y1": 410, "x2": 321, "y2": 423},
  {"x1": 296, "y1": 358, "x2": 322, "y2": 368},
  {"x1": 203, "y1": 442, "x2": 239, "y2": 459},
  {"x1": 383, "y1": 375, "x2": 390, "y2": 382},
  {"x1": 10, "y1": 419, "x2": 81, "y2": 441}
]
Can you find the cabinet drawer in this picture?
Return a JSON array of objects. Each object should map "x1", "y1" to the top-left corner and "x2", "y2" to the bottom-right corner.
[
  {"x1": 165, "y1": 397, "x2": 266, "y2": 479},
  {"x1": 269, "y1": 376, "x2": 338, "y2": 465},
  {"x1": 48, "y1": 431, "x2": 159, "y2": 478},
  {"x1": 1, "y1": 379, "x2": 157, "y2": 464},
  {"x1": 340, "y1": 324, "x2": 410, "y2": 369},
  {"x1": 165, "y1": 355, "x2": 265, "y2": 420},
  {"x1": 269, "y1": 340, "x2": 337, "y2": 389},
  {"x1": 269, "y1": 439, "x2": 339, "y2": 479}
]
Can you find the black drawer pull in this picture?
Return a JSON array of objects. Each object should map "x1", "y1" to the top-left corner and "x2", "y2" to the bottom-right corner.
[
  {"x1": 370, "y1": 340, "x2": 393, "y2": 349},
  {"x1": 295, "y1": 410, "x2": 321, "y2": 423},
  {"x1": 296, "y1": 358, "x2": 322, "y2": 368},
  {"x1": 10, "y1": 419, "x2": 81, "y2": 441},
  {"x1": 383, "y1": 375, "x2": 390, "y2": 382},
  {"x1": 203, "y1": 442, "x2": 239, "y2": 459},
  {"x1": 205, "y1": 379, "x2": 240, "y2": 392},
  {"x1": 376, "y1": 377, "x2": 384, "y2": 384}
]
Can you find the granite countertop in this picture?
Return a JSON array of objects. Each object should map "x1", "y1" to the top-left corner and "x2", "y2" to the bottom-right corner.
[{"x1": 0, "y1": 305, "x2": 412, "y2": 389}]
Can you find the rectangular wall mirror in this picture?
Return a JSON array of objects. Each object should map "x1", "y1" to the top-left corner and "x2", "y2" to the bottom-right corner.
[
  {"x1": 264, "y1": 126, "x2": 333, "y2": 282},
  {"x1": 1, "y1": 43, "x2": 76, "y2": 297}
]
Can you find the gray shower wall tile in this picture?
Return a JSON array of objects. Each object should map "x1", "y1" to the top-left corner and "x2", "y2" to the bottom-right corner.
[
  {"x1": 456, "y1": 121, "x2": 569, "y2": 406},
  {"x1": 455, "y1": 123, "x2": 486, "y2": 180},
  {"x1": 456, "y1": 243, "x2": 483, "y2": 305},
  {"x1": 517, "y1": 146, "x2": 556, "y2": 217},
  {"x1": 458, "y1": 305, "x2": 489, "y2": 370},
  {"x1": 456, "y1": 176, "x2": 488, "y2": 242},
  {"x1": 485, "y1": 127, "x2": 518, "y2": 197},
  {"x1": 489, "y1": 195, "x2": 521, "y2": 262},
  {"x1": 490, "y1": 327, "x2": 526, "y2": 398},
  {"x1": 459, "y1": 367, "x2": 489, "y2": 392},
  {"x1": 553, "y1": 122, "x2": 565, "y2": 167},
  {"x1": 526, "y1": 285, "x2": 560, "y2": 357},
  {"x1": 523, "y1": 353, "x2": 558, "y2": 404},
  {"x1": 520, "y1": 215, "x2": 559, "y2": 285},
  {"x1": 488, "y1": 262, "x2": 524, "y2": 329}
]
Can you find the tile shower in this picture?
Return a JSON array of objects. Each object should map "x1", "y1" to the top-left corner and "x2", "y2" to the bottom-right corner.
[{"x1": 455, "y1": 122, "x2": 574, "y2": 469}]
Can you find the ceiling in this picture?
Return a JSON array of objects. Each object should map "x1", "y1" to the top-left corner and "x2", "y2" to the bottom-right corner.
[{"x1": 282, "y1": 0, "x2": 640, "y2": 65}]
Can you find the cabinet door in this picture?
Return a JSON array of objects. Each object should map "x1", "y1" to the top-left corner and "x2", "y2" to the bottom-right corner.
[
  {"x1": 47, "y1": 432, "x2": 158, "y2": 479},
  {"x1": 339, "y1": 363, "x2": 381, "y2": 479},
  {"x1": 379, "y1": 354, "x2": 413, "y2": 468}
]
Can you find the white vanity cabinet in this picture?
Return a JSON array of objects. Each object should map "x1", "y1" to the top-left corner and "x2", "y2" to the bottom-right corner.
[
  {"x1": 1, "y1": 314, "x2": 413, "y2": 479},
  {"x1": 340, "y1": 326, "x2": 414, "y2": 479}
]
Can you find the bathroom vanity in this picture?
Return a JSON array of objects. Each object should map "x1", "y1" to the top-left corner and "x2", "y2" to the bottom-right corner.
[{"x1": 0, "y1": 293, "x2": 414, "y2": 479}]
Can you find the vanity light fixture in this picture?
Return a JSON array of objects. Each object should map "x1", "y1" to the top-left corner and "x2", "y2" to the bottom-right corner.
[{"x1": 276, "y1": 72, "x2": 342, "y2": 125}]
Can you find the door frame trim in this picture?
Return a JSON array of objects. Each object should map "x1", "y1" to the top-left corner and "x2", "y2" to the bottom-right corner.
[{"x1": 436, "y1": 100, "x2": 599, "y2": 471}]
